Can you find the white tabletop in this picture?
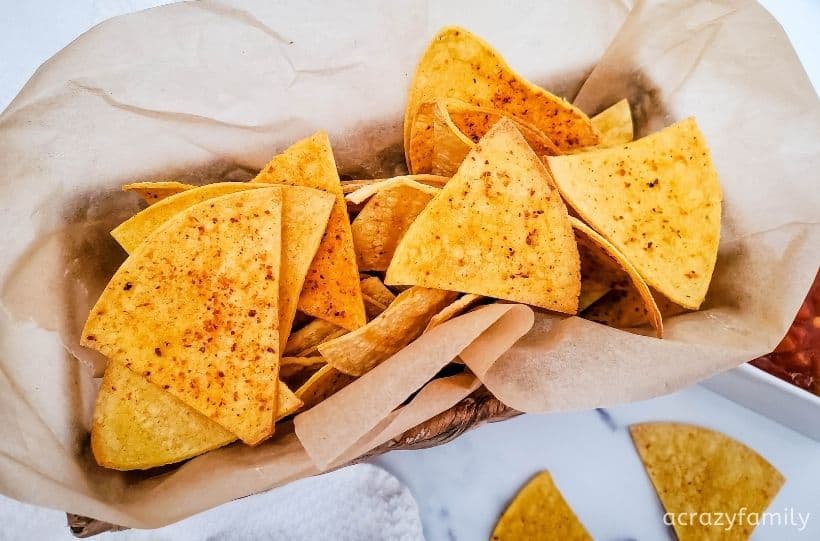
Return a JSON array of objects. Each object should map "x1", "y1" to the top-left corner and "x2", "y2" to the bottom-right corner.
[{"x1": 1, "y1": 1, "x2": 818, "y2": 540}]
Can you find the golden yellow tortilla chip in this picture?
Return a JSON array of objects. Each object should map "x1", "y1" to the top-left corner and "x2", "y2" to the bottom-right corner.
[
  {"x1": 572, "y1": 217, "x2": 662, "y2": 338},
  {"x1": 584, "y1": 287, "x2": 687, "y2": 329},
  {"x1": 83, "y1": 189, "x2": 283, "y2": 445},
  {"x1": 253, "y1": 132, "x2": 366, "y2": 330},
  {"x1": 279, "y1": 356, "x2": 326, "y2": 380},
  {"x1": 92, "y1": 363, "x2": 300, "y2": 470},
  {"x1": 425, "y1": 294, "x2": 484, "y2": 332},
  {"x1": 111, "y1": 182, "x2": 334, "y2": 346},
  {"x1": 341, "y1": 175, "x2": 448, "y2": 194},
  {"x1": 345, "y1": 176, "x2": 442, "y2": 205},
  {"x1": 350, "y1": 180, "x2": 438, "y2": 271},
  {"x1": 112, "y1": 182, "x2": 261, "y2": 253},
  {"x1": 295, "y1": 365, "x2": 357, "y2": 410},
  {"x1": 491, "y1": 471, "x2": 592, "y2": 541},
  {"x1": 592, "y1": 98, "x2": 633, "y2": 147},
  {"x1": 284, "y1": 319, "x2": 343, "y2": 356},
  {"x1": 318, "y1": 287, "x2": 458, "y2": 376},
  {"x1": 405, "y1": 26, "x2": 598, "y2": 170},
  {"x1": 630, "y1": 423, "x2": 784, "y2": 541},
  {"x1": 387, "y1": 118, "x2": 581, "y2": 313},
  {"x1": 410, "y1": 99, "x2": 561, "y2": 176},
  {"x1": 578, "y1": 281, "x2": 611, "y2": 312},
  {"x1": 122, "y1": 181, "x2": 195, "y2": 203},
  {"x1": 546, "y1": 117, "x2": 722, "y2": 309}
]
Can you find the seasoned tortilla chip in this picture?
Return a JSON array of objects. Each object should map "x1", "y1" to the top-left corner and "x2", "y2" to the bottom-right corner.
[
  {"x1": 345, "y1": 176, "x2": 442, "y2": 205},
  {"x1": 572, "y1": 217, "x2": 662, "y2": 338},
  {"x1": 253, "y1": 132, "x2": 366, "y2": 330},
  {"x1": 341, "y1": 175, "x2": 448, "y2": 194},
  {"x1": 111, "y1": 182, "x2": 334, "y2": 346},
  {"x1": 112, "y1": 182, "x2": 262, "y2": 253},
  {"x1": 122, "y1": 181, "x2": 195, "y2": 203},
  {"x1": 351, "y1": 180, "x2": 438, "y2": 271},
  {"x1": 631, "y1": 423, "x2": 784, "y2": 541},
  {"x1": 410, "y1": 99, "x2": 560, "y2": 176},
  {"x1": 592, "y1": 98, "x2": 633, "y2": 147},
  {"x1": 584, "y1": 287, "x2": 687, "y2": 329},
  {"x1": 284, "y1": 319, "x2": 343, "y2": 356},
  {"x1": 83, "y1": 189, "x2": 283, "y2": 445},
  {"x1": 425, "y1": 294, "x2": 485, "y2": 332},
  {"x1": 92, "y1": 364, "x2": 300, "y2": 470},
  {"x1": 295, "y1": 365, "x2": 357, "y2": 410},
  {"x1": 546, "y1": 118, "x2": 721, "y2": 309},
  {"x1": 318, "y1": 287, "x2": 458, "y2": 376},
  {"x1": 387, "y1": 118, "x2": 581, "y2": 313},
  {"x1": 405, "y1": 26, "x2": 598, "y2": 170},
  {"x1": 491, "y1": 471, "x2": 592, "y2": 541}
]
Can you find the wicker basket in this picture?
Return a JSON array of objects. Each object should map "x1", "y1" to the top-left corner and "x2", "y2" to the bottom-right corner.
[{"x1": 66, "y1": 389, "x2": 519, "y2": 537}]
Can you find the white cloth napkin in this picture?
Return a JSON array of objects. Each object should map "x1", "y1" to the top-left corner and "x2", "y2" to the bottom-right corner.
[{"x1": 0, "y1": 464, "x2": 424, "y2": 540}]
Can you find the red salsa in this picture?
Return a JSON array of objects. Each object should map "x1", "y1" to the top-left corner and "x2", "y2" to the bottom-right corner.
[{"x1": 750, "y1": 271, "x2": 820, "y2": 396}]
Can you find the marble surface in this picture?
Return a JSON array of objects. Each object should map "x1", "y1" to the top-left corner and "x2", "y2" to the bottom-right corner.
[{"x1": 1, "y1": 1, "x2": 819, "y2": 540}]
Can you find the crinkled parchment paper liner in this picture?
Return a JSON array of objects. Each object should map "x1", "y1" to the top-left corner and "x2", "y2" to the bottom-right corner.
[{"x1": 0, "y1": 0, "x2": 817, "y2": 532}]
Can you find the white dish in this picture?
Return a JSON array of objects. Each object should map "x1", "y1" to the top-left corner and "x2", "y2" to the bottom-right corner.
[{"x1": 702, "y1": 363, "x2": 820, "y2": 441}]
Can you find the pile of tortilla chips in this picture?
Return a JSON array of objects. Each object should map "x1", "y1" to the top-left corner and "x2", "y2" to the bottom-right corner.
[{"x1": 82, "y1": 26, "x2": 722, "y2": 470}]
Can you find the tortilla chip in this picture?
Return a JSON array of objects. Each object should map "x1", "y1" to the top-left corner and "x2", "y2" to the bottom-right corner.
[
  {"x1": 425, "y1": 294, "x2": 485, "y2": 332},
  {"x1": 630, "y1": 423, "x2": 784, "y2": 541},
  {"x1": 585, "y1": 287, "x2": 687, "y2": 329},
  {"x1": 410, "y1": 99, "x2": 560, "y2": 176},
  {"x1": 112, "y1": 182, "x2": 262, "y2": 253},
  {"x1": 405, "y1": 26, "x2": 598, "y2": 170},
  {"x1": 253, "y1": 132, "x2": 366, "y2": 331},
  {"x1": 92, "y1": 363, "x2": 300, "y2": 470},
  {"x1": 578, "y1": 281, "x2": 611, "y2": 312},
  {"x1": 122, "y1": 181, "x2": 195, "y2": 203},
  {"x1": 491, "y1": 471, "x2": 592, "y2": 541},
  {"x1": 295, "y1": 365, "x2": 357, "y2": 410},
  {"x1": 279, "y1": 355, "x2": 326, "y2": 379},
  {"x1": 592, "y1": 98, "x2": 633, "y2": 147},
  {"x1": 341, "y1": 175, "x2": 448, "y2": 194},
  {"x1": 572, "y1": 217, "x2": 662, "y2": 337},
  {"x1": 359, "y1": 276, "x2": 396, "y2": 307},
  {"x1": 83, "y1": 189, "x2": 283, "y2": 445},
  {"x1": 111, "y1": 182, "x2": 334, "y2": 346},
  {"x1": 284, "y1": 319, "x2": 343, "y2": 356},
  {"x1": 318, "y1": 287, "x2": 458, "y2": 376},
  {"x1": 387, "y1": 118, "x2": 581, "y2": 313},
  {"x1": 351, "y1": 180, "x2": 438, "y2": 271},
  {"x1": 91, "y1": 361, "x2": 235, "y2": 470},
  {"x1": 546, "y1": 117, "x2": 721, "y2": 309}
]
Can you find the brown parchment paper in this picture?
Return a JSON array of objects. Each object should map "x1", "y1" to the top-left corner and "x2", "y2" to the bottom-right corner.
[{"x1": 0, "y1": 0, "x2": 818, "y2": 529}]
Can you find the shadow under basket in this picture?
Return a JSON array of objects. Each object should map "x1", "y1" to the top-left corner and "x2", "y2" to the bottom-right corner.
[{"x1": 67, "y1": 388, "x2": 519, "y2": 537}]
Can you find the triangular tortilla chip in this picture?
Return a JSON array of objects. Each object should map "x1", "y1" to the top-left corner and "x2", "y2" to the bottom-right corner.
[
  {"x1": 284, "y1": 319, "x2": 342, "y2": 356},
  {"x1": 110, "y1": 182, "x2": 334, "y2": 346},
  {"x1": 122, "y1": 181, "x2": 195, "y2": 203},
  {"x1": 387, "y1": 118, "x2": 581, "y2": 313},
  {"x1": 546, "y1": 118, "x2": 722, "y2": 309},
  {"x1": 319, "y1": 287, "x2": 458, "y2": 376},
  {"x1": 253, "y1": 132, "x2": 366, "y2": 330},
  {"x1": 350, "y1": 180, "x2": 438, "y2": 271},
  {"x1": 405, "y1": 26, "x2": 598, "y2": 170},
  {"x1": 572, "y1": 217, "x2": 663, "y2": 337},
  {"x1": 491, "y1": 471, "x2": 592, "y2": 541},
  {"x1": 592, "y1": 98, "x2": 633, "y2": 147},
  {"x1": 359, "y1": 276, "x2": 396, "y2": 308},
  {"x1": 91, "y1": 363, "x2": 301, "y2": 470},
  {"x1": 83, "y1": 189, "x2": 283, "y2": 444},
  {"x1": 630, "y1": 423, "x2": 784, "y2": 541},
  {"x1": 410, "y1": 98, "x2": 560, "y2": 176}
]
